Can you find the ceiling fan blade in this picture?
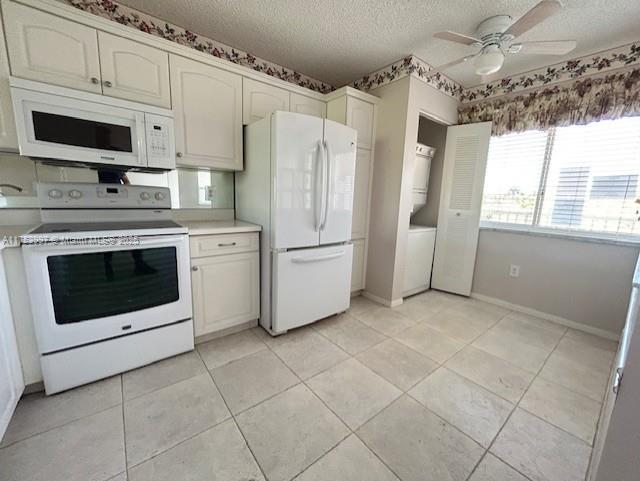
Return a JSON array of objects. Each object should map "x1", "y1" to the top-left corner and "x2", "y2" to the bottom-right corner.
[
  {"x1": 425, "y1": 54, "x2": 478, "y2": 78},
  {"x1": 513, "y1": 40, "x2": 577, "y2": 55},
  {"x1": 433, "y1": 31, "x2": 481, "y2": 46},
  {"x1": 504, "y1": 0, "x2": 562, "y2": 38}
]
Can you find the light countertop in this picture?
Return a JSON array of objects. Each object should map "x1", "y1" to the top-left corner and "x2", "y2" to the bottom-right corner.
[{"x1": 179, "y1": 220, "x2": 262, "y2": 236}]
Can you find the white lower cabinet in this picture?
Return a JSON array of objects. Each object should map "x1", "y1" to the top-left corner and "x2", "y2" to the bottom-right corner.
[
  {"x1": 190, "y1": 233, "x2": 260, "y2": 337},
  {"x1": 351, "y1": 239, "x2": 366, "y2": 292}
]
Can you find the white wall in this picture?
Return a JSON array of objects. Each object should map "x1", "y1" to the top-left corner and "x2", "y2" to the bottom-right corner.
[
  {"x1": 473, "y1": 229, "x2": 639, "y2": 335},
  {"x1": 366, "y1": 75, "x2": 459, "y2": 304}
]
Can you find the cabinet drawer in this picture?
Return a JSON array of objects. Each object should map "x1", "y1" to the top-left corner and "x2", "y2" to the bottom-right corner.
[{"x1": 190, "y1": 233, "x2": 258, "y2": 258}]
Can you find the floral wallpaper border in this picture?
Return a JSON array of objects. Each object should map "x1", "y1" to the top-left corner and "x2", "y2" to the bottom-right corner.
[
  {"x1": 351, "y1": 55, "x2": 464, "y2": 100},
  {"x1": 460, "y1": 42, "x2": 640, "y2": 103},
  {"x1": 65, "y1": 0, "x2": 334, "y2": 94}
]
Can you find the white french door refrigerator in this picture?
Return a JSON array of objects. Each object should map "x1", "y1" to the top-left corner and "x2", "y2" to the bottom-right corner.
[{"x1": 236, "y1": 111, "x2": 357, "y2": 334}]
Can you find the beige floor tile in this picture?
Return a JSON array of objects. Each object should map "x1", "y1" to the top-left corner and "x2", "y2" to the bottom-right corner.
[
  {"x1": 236, "y1": 384, "x2": 349, "y2": 481},
  {"x1": 356, "y1": 338, "x2": 438, "y2": 391},
  {"x1": 128, "y1": 419, "x2": 264, "y2": 481},
  {"x1": 491, "y1": 408, "x2": 591, "y2": 481},
  {"x1": 520, "y1": 377, "x2": 602, "y2": 444},
  {"x1": 212, "y1": 349, "x2": 299, "y2": 414},
  {"x1": 420, "y1": 309, "x2": 494, "y2": 343},
  {"x1": 348, "y1": 295, "x2": 380, "y2": 316},
  {"x1": 409, "y1": 368, "x2": 514, "y2": 447},
  {"x1": 1, "y1": 376, "x2": 121, "y2": 447},
  {"x1": 472, "y1": 327, "x2": 552, "y2": 374},
  {"x1": 197, "y1": 330, "x2": 266, "y2": 369},
  {"x1": 271, "y1": 329, "x2": 349, "y2": 379},
  {"x1": 307, "y1": 358, "x2": 402, "y2": 429},
  {"x1": 492, "y1": 314, "x2": 566, "y2": 351},
  {"x1": 124, "y1": 373, "x2": 230, "y2": 466},
  {"x1": 0, "y1": 406, "x2": 125, "y2": 481},
  {"x1": 469, "y1": 454, "x2": 529, "y2": 481},
  {"x1": 565, "y1": 328, "x2": 618, "y2": 352},
  {"x1": 394, "y1": 324, "x2": 464, "y2": 363},
  {"x1": 351, "y1": 306, "x2": 416, "y2": 336},
  {"x1": 445, "y1": 298, "x2": 509, "y2": 325},
  {"x1": 539, "y1": 352, "x2": 609, "y2": 402},
  {"x1": 313, "y1": 313, "x2": 386, "y2": 354},
  {"x1": 446, "y1": 346, "x2": 534, "y2": 403},
  {"x1": 357, "y1": 395, "x2": 483, "y2": 481},
  {"x1": 294, "y1": 434, "x2": 399, "y2": 481},
  {"x1": 107, "y1": 472, "x2": 126, "y2": 480},
  {"x1": 391, "y1": 294, "x2": 441, "y2": 321},
  {"x1": 122, "y1": 351, "x2": 206, "y2": 401},
  {"x1": 553, "y1": 335, "x2": 616, "y2": 372}
]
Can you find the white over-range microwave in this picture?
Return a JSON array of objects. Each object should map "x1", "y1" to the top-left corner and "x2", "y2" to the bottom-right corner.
[{"x1": 10, "y1": 77, "x2": 176, "y2": 171}]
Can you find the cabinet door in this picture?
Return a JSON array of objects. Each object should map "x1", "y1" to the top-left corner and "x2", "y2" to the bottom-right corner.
[
  {"x1": 97, "y1": 32, "x2": 170, "y2": 108},
  {"x1": 346, "y1": 97, "x2": 374, "y2": 150},
  {"x1": 351, "y1": 148, "x2": 372, "y2": 239},
  {"x1": 351, "y1": 239, "x2": 366, "y2": 292},
  {"x1": 4, "y1": 2, "x2": 101, "y2": 93},
  {"x1": 0, "y1": 20, "x2": 17, "y2": 151},
  {"x1": 432, "y1": 122, "x2": 492, "y2": 296},
  {"x1": 290, "y1": 93, "x2": 326, "y2": 118},
  {"x1": 0, "y1": 250, "x2": 25, "y2": 439},
  {"x1": 170, "y1": 55, "x2": 243, "y2": 170},
  {"x1": 191, "y1": 252, "x2": 259, "y2": 336},
  {"x1": 243, "y1": 78, "x2": 290, "y2": 124}
]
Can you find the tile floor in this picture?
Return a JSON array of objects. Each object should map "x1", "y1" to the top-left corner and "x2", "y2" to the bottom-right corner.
[{"x1": 0, "y1": 290, "x2": 618, "y2": 481}]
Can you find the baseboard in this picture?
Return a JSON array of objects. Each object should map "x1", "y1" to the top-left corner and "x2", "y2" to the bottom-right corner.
[
  {"x1": 362, "y1": 290, "x2": 403, "y2": 308},
  {"x1": 470, "y1": 292, "x2": 620, "y2": 341}
]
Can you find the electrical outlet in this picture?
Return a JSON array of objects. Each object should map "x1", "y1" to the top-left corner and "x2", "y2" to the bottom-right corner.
[{"x1": 509, "y1": 264, "x2": 520, "y2": 277}]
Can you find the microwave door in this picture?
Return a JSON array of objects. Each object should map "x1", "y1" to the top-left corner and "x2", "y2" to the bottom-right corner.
[{"x1": 12, "y1": 87, "x2": 146, "y2": 168}]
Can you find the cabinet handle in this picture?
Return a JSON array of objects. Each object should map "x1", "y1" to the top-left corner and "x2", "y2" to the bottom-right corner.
[
  {"x1": 103, "y1": 80, "x2": 113, "y2": 87},
  {"x1": 218, "y1": 242, "x2": 237, "y2": 247},
  {"x1": 191, "y1": 266, "x2": 198, "y2": 271},
  {"x1": 176, "y1": 152, "x2": 183, "y2": 158},
  {"x1": 90, "y1": 77, "x2": 100, "y2": 84}
]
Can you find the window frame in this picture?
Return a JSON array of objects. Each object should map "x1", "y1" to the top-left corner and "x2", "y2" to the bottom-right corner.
[{"x1": 479, "y1": 121, "x2": 640, "y2": 246}]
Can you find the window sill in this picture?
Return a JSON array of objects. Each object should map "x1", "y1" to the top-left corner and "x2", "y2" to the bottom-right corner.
[{"x1": 479, "y1": 222, "x2": 640, "y2": 248}]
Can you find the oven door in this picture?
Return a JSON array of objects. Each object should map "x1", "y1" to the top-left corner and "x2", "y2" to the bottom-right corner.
[
  {"x1": 11, "y1": 86, "x2": 146, "y2": 168},
  {"x1": 22, "y1": 234, "x2": 192, "y2": 353}
]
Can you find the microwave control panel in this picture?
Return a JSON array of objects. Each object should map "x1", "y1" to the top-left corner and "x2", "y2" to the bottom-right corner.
[{"x1": 144, "y1": 113, "x2": 175, "y2": 170}]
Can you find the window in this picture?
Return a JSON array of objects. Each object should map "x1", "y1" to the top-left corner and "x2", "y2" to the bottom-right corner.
[{"x1": 481, "y1": 116, "x2": 640, "y2": 239}]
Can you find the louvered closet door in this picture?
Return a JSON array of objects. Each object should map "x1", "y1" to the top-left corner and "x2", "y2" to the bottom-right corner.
[{"x1": 432, "y1": 122, "x2": 492, "y2": 296}]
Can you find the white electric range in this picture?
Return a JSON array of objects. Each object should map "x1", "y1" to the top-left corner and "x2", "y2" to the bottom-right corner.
[{"x1": 21, "y1": 182, "x2": 193, "y2": 394}]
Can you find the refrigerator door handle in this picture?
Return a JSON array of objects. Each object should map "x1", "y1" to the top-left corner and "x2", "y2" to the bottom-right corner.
[
  {"x1": 291, "y1": 250, "x2": 345, "y2": 263},
  {"x1": 313, "y1": 140, "x2": 324, "y2": 231},
  {"x1": 320, "y1": 140, "x2": 331, "y2": 230}
]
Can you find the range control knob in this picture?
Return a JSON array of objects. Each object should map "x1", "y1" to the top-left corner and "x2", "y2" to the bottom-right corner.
[
  {"x1": 139, "y1": 191, "x2": 151, "y2": 201},
  {"x1": 48, "y1": 189, "x2": 63, "y2": 199},
  {"x1": 154, "y1": 191, "x2": 166, "y2": 201},
  {"x1": 68, "y1": 189, "x2": 83, "y2": 199}
]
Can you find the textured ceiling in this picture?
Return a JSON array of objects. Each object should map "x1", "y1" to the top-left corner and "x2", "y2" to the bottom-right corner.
[{"x1": 117, "y1": 0, "x2": 640, "y2": 88}]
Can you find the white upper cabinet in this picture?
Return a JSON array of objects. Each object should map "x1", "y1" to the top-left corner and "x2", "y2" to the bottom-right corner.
[
  {"x1": 170, "y1": 54, "x2": 243, "y2": 171},
  {"x1": 0, "y1": 19, "x2": 17, "y2": 151},
  {"x1": 351, "y1": 148, "x2": 372, "y2": 239},
  {"x1": 4, "y1": 2, "x2": 102, "y2": 93},
  {"x1": 243, "y1": 78, "x2": 290, "y2": 124},
  {"x1": 290, "y1": 92, "x2": 326, "y2": 118},
  {"x1": 347, "y1": 97, "x2": 375, "y2": 150},
  {"x1": 97, "y1": 32, "x2": 170, "y2": 108}
]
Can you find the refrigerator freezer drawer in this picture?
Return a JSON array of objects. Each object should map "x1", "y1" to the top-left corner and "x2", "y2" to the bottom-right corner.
[{"x1": 272, "y1": 244, "x2": 353, "y2": 333}]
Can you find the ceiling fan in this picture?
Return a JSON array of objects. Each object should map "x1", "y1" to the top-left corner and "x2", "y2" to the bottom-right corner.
[{"x1": 428, "y1": 0, "x2": 577, "y2": 80}]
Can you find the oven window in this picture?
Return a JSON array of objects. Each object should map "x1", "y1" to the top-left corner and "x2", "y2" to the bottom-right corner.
[
  {"x1": 32, "y1": 111, "x2": 133, "y2": 152},
  {"x1": 47, "y1": 247, "x2": 179, "y2": 324}
]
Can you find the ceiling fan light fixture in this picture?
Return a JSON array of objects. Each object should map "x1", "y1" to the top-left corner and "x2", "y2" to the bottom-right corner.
[{"x1": 474, "y1": 47, "x2": 504, "y2": 75}]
